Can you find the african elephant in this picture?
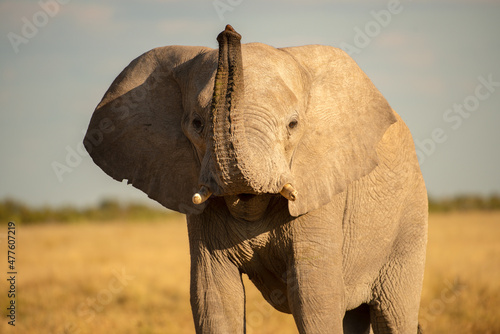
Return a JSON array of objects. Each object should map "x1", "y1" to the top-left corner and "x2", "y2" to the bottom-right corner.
[{"x1": 84, "y1": 25, "x2": 427, "y2": 333}]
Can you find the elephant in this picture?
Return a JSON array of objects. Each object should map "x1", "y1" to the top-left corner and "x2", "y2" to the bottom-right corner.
[{"x1": 84, "y1": 25, "x2": 427, "y2": 333}]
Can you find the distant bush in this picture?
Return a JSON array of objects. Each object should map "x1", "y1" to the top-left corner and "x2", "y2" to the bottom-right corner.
[
  {"x1": 0, "y1": 198, "x2": 174, "y2": 224},
  {"x1": 1, "y1": 194, "x2": 499, "y2": 224},
  {"x1": 428, "y1": 194, "x2": 500, "y2": 212}
]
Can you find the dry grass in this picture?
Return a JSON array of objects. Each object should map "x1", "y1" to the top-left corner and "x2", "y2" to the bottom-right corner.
[
  {"x1": 420, "y1": 212, "x2": 500, "y2": 333},
  {"x1": 0, "y1": 212, "x2": 498, "y2": 333}
]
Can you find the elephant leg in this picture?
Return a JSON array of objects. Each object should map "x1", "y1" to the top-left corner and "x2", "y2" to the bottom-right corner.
[
  {"x1": 343, "y1": 303, "x2": 371, "y2": 334},
  {"x1": 189, "y1": 253, "x2": 246, "y2": 334},
  {"x1": 287, "y1": 262, "x2": 344, "y2": 333},
  {"x1": 369, "y1": 266, "x2": 422, "y2": 334},
  {"x1": 286, "y1": 211, "x2": 346, "y2": 333},
  {"x1": 187, "y1": 209, "x2": 248, "y2": 333},
  {"x1": 369, "y1": 215, "x2": 427, "y2": 334}
]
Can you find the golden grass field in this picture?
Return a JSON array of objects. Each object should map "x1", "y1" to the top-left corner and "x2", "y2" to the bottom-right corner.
[{"x1": 1, "y1": 212, "x2": 499, "y2": 334}]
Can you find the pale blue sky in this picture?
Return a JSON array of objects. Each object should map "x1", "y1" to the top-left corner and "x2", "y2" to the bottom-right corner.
[{"x1": 1, "y1": 0, "x2": 499, "y2": 208}]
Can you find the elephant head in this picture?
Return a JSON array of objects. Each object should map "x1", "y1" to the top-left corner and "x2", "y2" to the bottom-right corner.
[{"x1": 85, "y1": 25, "x2": 396, "y2": 217}]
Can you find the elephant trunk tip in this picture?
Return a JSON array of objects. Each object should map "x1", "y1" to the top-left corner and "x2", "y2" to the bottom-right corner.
[
  {"x1": 224, "y1": 24, "x2": 236, "y2": 33},
  {"x1": 217, "y1": 24, "x2": 242, "y2": 43},
  {"x1": 192, "y1": 186, "x2": 213, "y2": 205},
  {"x1": 280, "y1": 183, "x2": 298, "y2": 202}
]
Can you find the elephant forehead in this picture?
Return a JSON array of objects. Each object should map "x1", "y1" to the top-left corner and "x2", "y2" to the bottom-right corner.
[
  {"x1": 242, "y1": 43, "x2": 296, "y2": 69},
  {"x1": 196, "y1": 73, "x2": 216, "y2": 109},
  {"x1": 178, "y1": 50, "x2": 218, "y2": 110},
  {"x1": 241, "y1": 43, "x2": 308, "y2": 108}
]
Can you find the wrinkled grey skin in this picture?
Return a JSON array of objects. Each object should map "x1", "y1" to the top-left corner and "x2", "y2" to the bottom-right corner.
[{"x1": 85, "y1": 26, "x2": 427, "y2": 333}]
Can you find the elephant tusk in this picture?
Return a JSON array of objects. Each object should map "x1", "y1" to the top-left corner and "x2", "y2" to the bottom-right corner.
[
  {"x1": 280, "y1": 183, "x2": 298, "y2": 202},
  {"x1": 192, "y1": 186, "x2": 213, "y2": 205}
]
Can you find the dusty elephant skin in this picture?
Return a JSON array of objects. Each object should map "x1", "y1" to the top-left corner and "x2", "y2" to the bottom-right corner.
[{"x1": 84, "y1": 25, "x2": 428, "y2": 334}]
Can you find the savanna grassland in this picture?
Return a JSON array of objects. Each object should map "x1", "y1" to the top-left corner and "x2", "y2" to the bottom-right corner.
[{"x1": 0, "y1": 212, "x2": 499, "y2": 334}]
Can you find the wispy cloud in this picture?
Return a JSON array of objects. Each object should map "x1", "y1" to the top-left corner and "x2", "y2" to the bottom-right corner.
[
  {"x1": 0, "y1": 1, "x2": 42, "y2": 30},
  {"x1": 250, "y1": 0, "x2": 500, "y2": 3},
  {"x1": 374, "y1": 32, "x2": 437, "y2": 67},
  {"x1": 375, "y1": 32, "x2": 407, "y2": 48},
  {"x1": 156, "y1": 19, "x2": 217, "y2": 36},
  {"x1": 65, "y1": 3, "x2": 115, "y2": 25}
]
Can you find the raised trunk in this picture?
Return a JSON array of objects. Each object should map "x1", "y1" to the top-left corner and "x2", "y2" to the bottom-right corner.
[
  {"x1": 204, "y1": 25, "x2": 293, "y2": 201},
  {"x1": 210, "y1": 25, "x2": 255, "y2": 195},
  {"x1": 193, "y1": 25, "x2": 296, "y2": 205}
]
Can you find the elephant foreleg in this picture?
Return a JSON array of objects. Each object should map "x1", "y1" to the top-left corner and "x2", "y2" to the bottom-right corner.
[
  {"x1": 369, "y1": 214, "x2": 427, "y2": 334},
  {"x1": 287, "y1": 211, "x2": 346, "y2": 333},
  {"x1": 190, "y1": 253, "x2": 246, "y2": 334}
]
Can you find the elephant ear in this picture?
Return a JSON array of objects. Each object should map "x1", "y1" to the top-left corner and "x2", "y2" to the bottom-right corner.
[
  {"x1": 282, "y1": 45, "x2": 397, "y2": 217},
  {"x1": 84, "y1": 46, "x2": 212, "y2": 214}
]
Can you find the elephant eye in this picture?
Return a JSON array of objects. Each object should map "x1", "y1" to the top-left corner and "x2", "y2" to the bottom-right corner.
[
  {"x1": 192, "y1": 116, "x2": 204, "y2": 134},
  {"x1": 288, "y1": 119, "x2": 298, "y2": 130}
]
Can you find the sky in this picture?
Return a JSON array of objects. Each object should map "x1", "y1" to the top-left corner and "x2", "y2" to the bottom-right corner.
[{"x1": 0, "y1": 0, "x2": 499, "y2": 208}]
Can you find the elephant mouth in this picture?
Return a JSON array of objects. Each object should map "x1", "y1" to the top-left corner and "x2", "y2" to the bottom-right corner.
[
  {"x1": 191, "y1": 183, "x2": 297, "y2": 205},
  {"x1": 237, "y1": 193, "x2": 257, "y2": 202},
  {"x1": 223, "y1": 193, "x2": 272, "y2": 221}
]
